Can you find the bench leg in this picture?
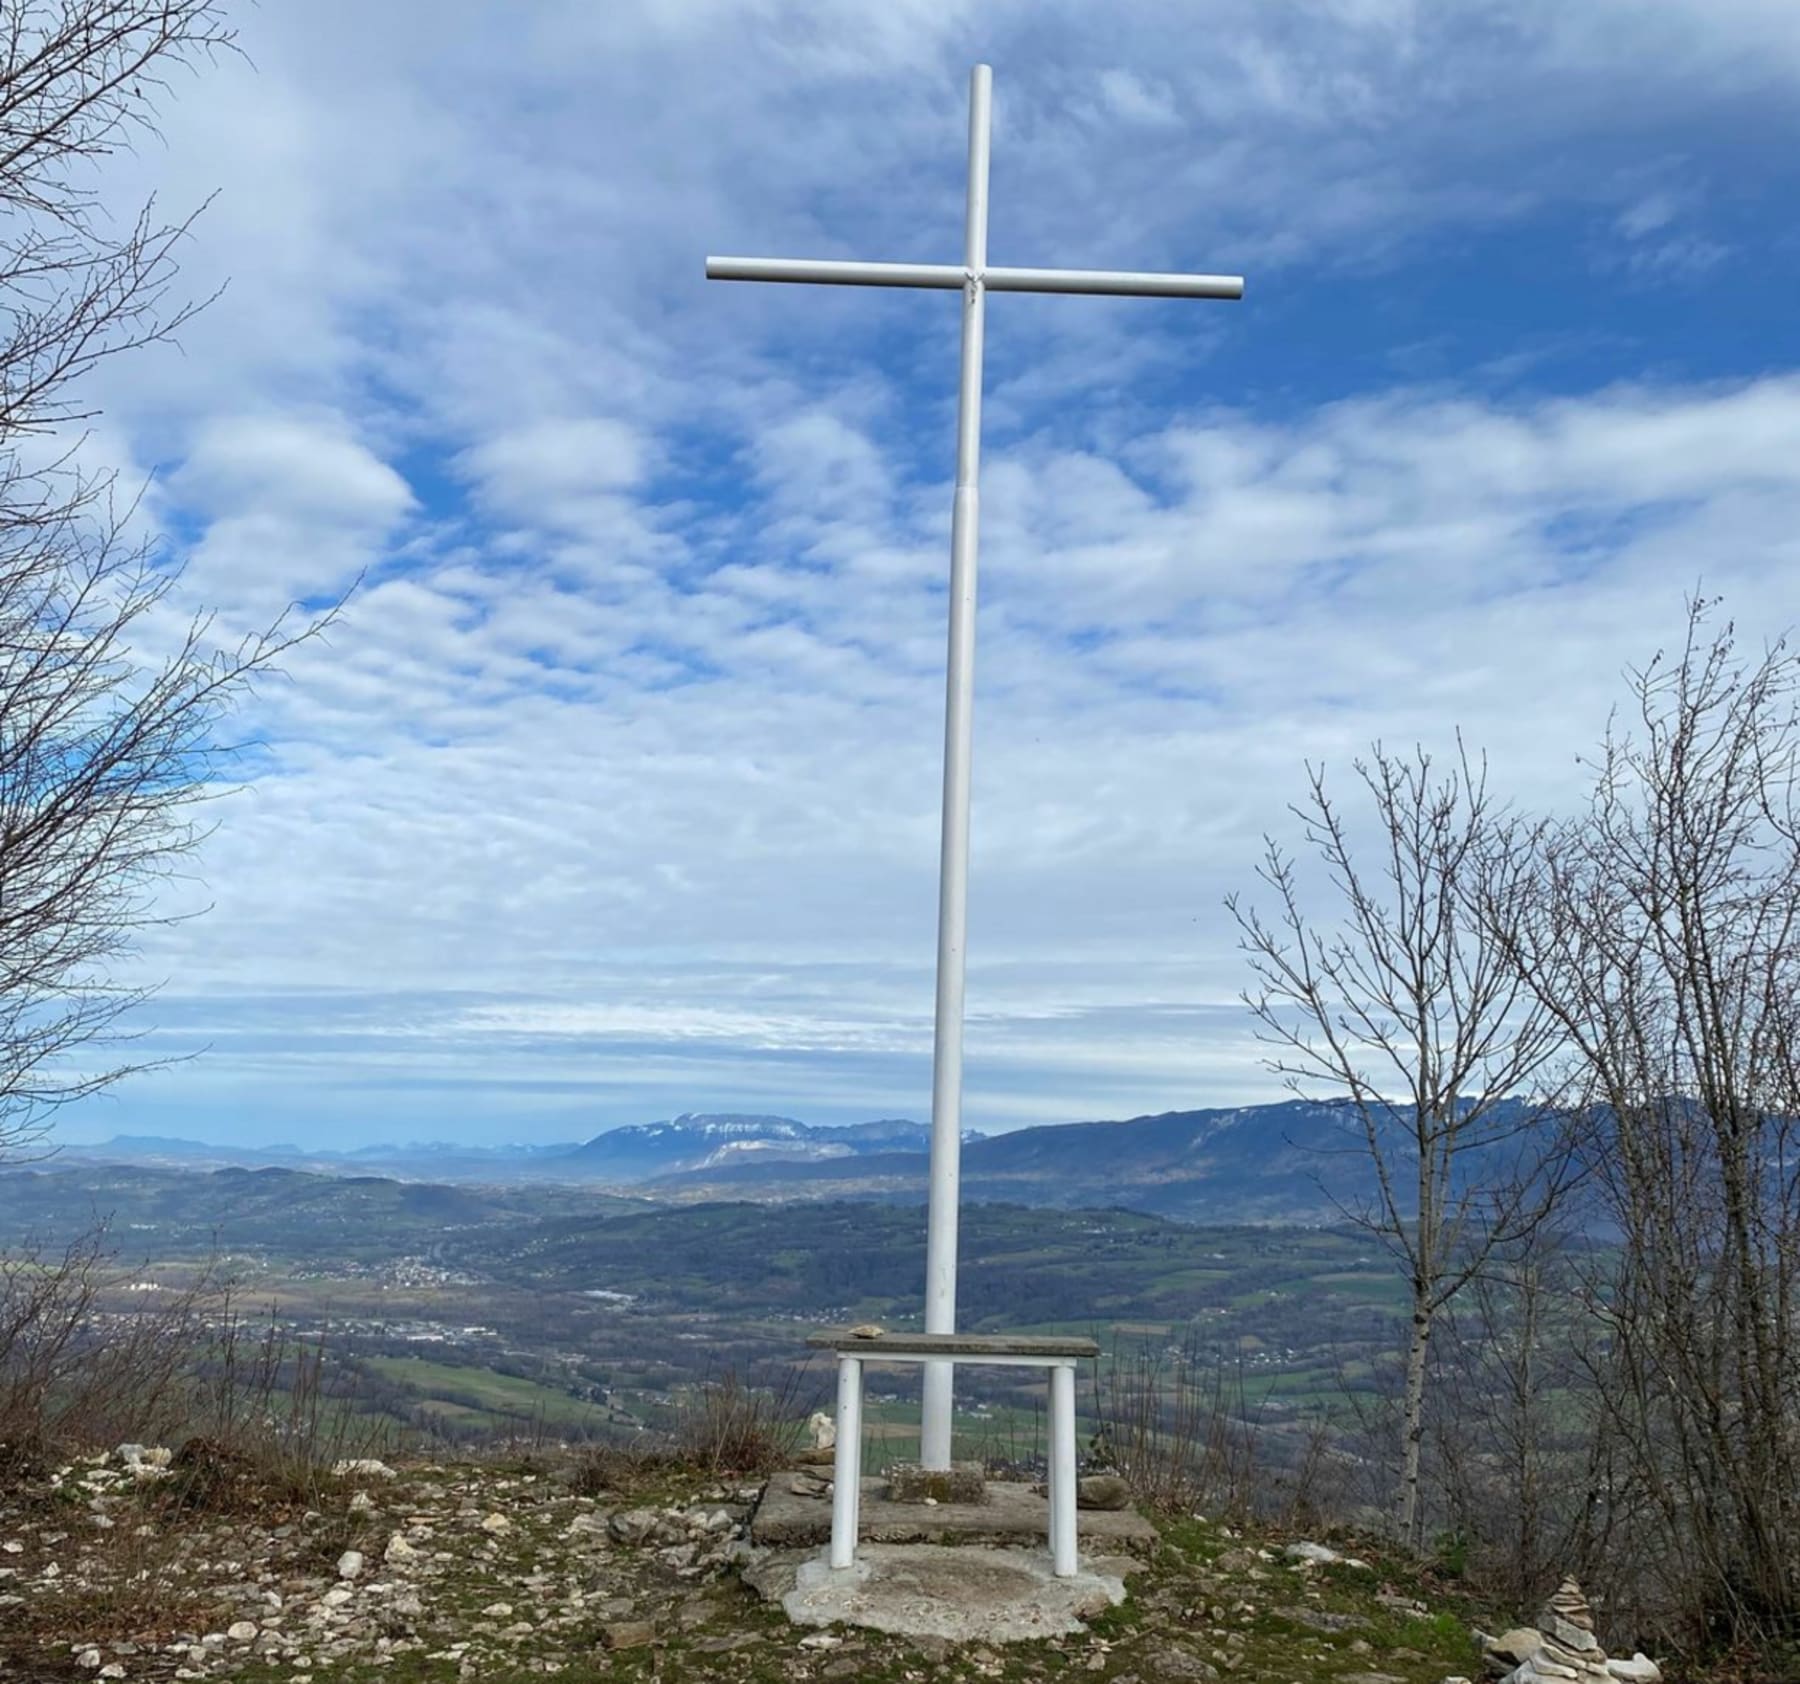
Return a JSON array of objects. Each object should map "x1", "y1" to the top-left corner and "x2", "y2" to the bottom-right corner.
[
  {"x1": 829, "y1": 1356, "x2": 863, "y2": 1569},
  {"x1": 1050, "y1": 1361, "x2": 1077, "y2": 1577}
]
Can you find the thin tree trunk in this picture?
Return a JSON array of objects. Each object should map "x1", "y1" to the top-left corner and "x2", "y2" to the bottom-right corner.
[{"x1": 1398, "y1": 1297, "x2": 1432, "y2": 1550}]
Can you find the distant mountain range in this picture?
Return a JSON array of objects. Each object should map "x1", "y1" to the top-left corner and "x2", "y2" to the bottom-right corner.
[
  {"x1": 61, "y1": 1112, "x2": 944, "y2": 1185},
  {"x1": 56, "y1": 1098, "x2": 1542, "y2": 1224},
  {"x1": 554, "y1": 1113, "x2": 942, "y2": 1180}
]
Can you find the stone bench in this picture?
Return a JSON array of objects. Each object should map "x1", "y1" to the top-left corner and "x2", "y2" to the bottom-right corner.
[{"x1": 805, "y1": 1331, "x2": 1099, "y2": 1577}]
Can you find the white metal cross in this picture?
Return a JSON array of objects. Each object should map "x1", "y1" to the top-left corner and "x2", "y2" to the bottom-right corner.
[{"x1": 707, "y1": 64, "x2": 1244, "y2": 1472}]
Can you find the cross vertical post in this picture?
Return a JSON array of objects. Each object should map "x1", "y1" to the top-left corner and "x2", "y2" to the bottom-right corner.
[
  {"x1": 705, "y1": 64, "x2": 1243, "y2": 1475},
  {"x1": 919, "y1": 61, "x2": 991, "y2": 1472}
]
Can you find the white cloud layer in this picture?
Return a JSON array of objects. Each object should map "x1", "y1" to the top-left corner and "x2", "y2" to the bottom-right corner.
[{"x1": 43, "y1": 0, "x2": 1800, "y2": 1145}]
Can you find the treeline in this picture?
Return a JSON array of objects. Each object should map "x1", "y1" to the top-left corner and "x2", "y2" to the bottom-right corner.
[{"x1": 1228, "y1": 600, "x2": 1800, "y2": 1665}]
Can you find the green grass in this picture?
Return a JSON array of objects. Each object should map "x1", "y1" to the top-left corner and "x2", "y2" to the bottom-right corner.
[{"x1": 362, "y1": 1353, "x2": 605, "y2": 1428}]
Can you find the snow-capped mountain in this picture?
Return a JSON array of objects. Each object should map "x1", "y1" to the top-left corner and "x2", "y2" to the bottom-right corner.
[{"x1": 555, "y1": 1113, "x2": 936, "y2": 1181}]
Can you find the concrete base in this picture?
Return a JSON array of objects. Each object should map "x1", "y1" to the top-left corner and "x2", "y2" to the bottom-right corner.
[
  {"x1": 886, "y1": 1459, "x2": 987, "y2": 1504},
  {"x1": 751, "y1": 1471, "x2": 1158, "y2": 1554},
  {"x1": 748, "y1": 1543, "x2": 1131, "y2": 1642}
]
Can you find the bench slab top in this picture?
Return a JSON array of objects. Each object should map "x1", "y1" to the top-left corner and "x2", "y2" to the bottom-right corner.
[{"x1": 805, "y1": 1331, "x2": 1099, "y2": 1359}]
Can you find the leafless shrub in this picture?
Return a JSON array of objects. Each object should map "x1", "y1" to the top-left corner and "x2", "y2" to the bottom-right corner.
[
  {"x1": 0, "y1": 1224, "x2": 209, "y2": 1465},
  {"x1": 0, "y1": 1217, "x2": 387, "y2": 1513},
  {"x1": 166, "y1": 1306, "x2": 391, "y2": 1511},
  {"x1": 672, "y1": 1367, "x2": 808, "y2": 1478},
  {"x1": 1096, "y1": 1338, "x2": 1259, "y2": 1517},
  {"x1": 570, "y1": 1438, "x2": 688, "y2": 1499},
  {"x1": 1425, "y1": 1229, "x2": 1628, "y2": 1610}
]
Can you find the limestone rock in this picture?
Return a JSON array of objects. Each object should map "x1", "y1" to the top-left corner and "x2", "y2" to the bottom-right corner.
[
  {"x1": 608, "y1": 1507, "x2": 660, "y2": 1545},
  {"x1": 1076, "y1": 1473, "x2": 1132, "y2": 1511},
  {"x1": 331, "y1": 1459, "x2": 396, "y2": 1480},
  {"x1": 602, "y1": 1620, "x2": 657, "y2": 1651},
  {"x1": 1285, "y1": 1541, "x2": 1343, "y2": 1565},
  {"x1": 336, "y1": 1550, "x2": 364, "y2": 1580},
  {"x1": 1606, "y1": 1655, "x2": 1660, "y2": 1683},
  {"x1": 1485, "y1": 1627, "x2": 1545, "y2": 1670}
]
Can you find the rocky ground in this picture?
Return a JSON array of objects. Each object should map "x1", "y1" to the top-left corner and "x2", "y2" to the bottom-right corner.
[{"x1": 0, "y1": 1446, "x2": 1623, "y2": 1684}]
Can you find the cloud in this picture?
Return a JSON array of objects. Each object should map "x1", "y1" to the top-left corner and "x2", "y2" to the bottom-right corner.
[
  {"x1": 177, "y1": 417, "x2": 415, "y2": 527},
  {"x1": 38, "y1": 0, "x2": 1800, "y2": 1146},
  {"x1": 1096, "y1": 69, "x2": 1182, "y2": 129}
]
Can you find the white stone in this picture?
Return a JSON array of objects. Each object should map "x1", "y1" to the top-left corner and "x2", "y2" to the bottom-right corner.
[
  {"x1": 332, "y1": 1459, "x2": 396, "y2": 1480},
  {"x1": 1284, "y1": 1541, "x2": 1343, "y2": 1565},
  {"x1": 384, "y1": 1533, "x2": 417, "y2": 1564},
  {"x1": 228, "y1": 1622, "x2": 258, "y2": 1643},
  {"x1": 1607, "y1": 1658, "x2": 1661, "y2": 1684},
  {"x1": 76, "y1": 1650, "x2": 103, "y2": 1671},
  {"x1": 479, "y1": 1512, "x2": 511, "y2": 1534},
  {"x1": 337, "y1": 1550, "x2": 364, "y2": 1580}
]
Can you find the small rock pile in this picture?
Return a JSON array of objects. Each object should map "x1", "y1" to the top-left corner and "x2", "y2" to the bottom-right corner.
[
  {"x1": 1483, "y1": 1578, "x2": 1661, "y2": 1684},
  {"x1": 605, "y1": 1500, "x2": 755, "y2": 1577}
]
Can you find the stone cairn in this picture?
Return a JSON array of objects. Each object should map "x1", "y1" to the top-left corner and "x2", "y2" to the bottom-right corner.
[{"x1": 1486, "y1": 1579, "x2": 1660, "y2": 1684}]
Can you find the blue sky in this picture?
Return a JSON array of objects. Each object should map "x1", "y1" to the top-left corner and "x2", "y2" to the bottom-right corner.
[{"x1": 53, "y1": 0, "x2": 1800, "y2": 1148}]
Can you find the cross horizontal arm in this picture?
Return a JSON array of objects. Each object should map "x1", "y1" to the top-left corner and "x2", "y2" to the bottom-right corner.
[
  {"x1": 987, "y1": 265, "x2": 1241, "y2": 299},
  {"x1": 705, "y1": 254, "x2": 1243, "y2": 300},
  {"x1": 706, "y1": 256, "x2": 966, "y2": 289}
]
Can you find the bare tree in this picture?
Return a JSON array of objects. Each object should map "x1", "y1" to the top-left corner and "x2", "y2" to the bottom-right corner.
[
  {"x1": 0, "y1": 2, "x2": 330, "y2": 1158},
  {"x1": 1426, "y1": 1223, "x2": 1628, "y2": 1609},
  {"x1": 1228, "y1": 742, "x2": 1572, "y2": 1550},
  {"x1": 1499, "y1": 600, "x2": 1800, "y2": 1647}
]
